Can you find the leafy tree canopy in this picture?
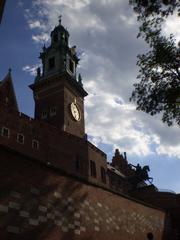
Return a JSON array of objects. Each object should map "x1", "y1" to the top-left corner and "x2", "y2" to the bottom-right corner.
[{"x1": 129, "y1": 0, "x2": 180, "y2": 126}]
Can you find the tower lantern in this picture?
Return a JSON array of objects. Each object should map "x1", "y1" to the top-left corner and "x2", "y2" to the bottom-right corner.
[
  {"x1": 50, "y1": 16, "x2": 69, "y2": 47},
  {"x1": 37, "y1": 18, "x2": 80, "y2": 79}
]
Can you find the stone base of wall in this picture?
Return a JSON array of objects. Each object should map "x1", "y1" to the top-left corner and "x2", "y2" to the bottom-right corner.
[{"x1": 0, "y1": 146, "x2": 166, "y2": 240}]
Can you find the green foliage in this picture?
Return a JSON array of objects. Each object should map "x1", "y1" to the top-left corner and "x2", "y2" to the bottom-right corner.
[
  {"x1": 129, "y1": 0, "x2": 180, "y2": 126},
  {"x1": 129, "y1": 0, "x2": 179, "y2": 18}
]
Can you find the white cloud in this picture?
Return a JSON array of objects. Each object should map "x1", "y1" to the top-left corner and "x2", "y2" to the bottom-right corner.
[
  {"x1": 163, "y1": 12, "x2": 180, "y2": 44},
  {"x1": 85, "y1": 90, "x2": 157, "y2": 157},
  {"x1": 32, "y1": 33, "x2": 50, "y2": 43},
  {"x1": 23, "y1": 0, "x2": 180, "y2": 160},
  {"x1": 28, "y1": 20, "x2": 46, "y2": 30},
  {"x1": 22, "y1": 64, "x2": 40, "y2": 76},
  {"x1": 33, "y1": 0, "x2": 90, "y2": 9},
  {"x1": 157, "y1": 145, "x2": 180, "y2": 158}
]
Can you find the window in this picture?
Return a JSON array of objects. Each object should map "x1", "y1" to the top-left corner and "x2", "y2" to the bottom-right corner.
[
  {"x1": 101, "y1": 167, "x2": 106, "y2": 184},
  {"x1": 1, "y1": 127, "x2": 10, "y2": 138},
  {"x1": 61, "y1": 33, "x2": 65, "y2": 40},
  {"x1": 32, "y1": 140, "x2": 39, "y2": 150},
  {"x1": 53, "y1": 33, "x2": 58, "y2": 43},
  {"x1": 48, "y1": 57, "x2": 55, "y2": 70},
  {"x1": 17, "y1": 134, "x2": 24, "y2": 144},
  {"x1": 62, "y1": 33, "x2": 68, "y2": 44},
  {"x1": 41, "y1": 110, "x2": 47, "y2": 119},
  {"x1": 50, "y1": 107, "x2": 57, "y2": 116},
  {"x1": 90, "y1": 160, "x2": 96, "y2": 178}
]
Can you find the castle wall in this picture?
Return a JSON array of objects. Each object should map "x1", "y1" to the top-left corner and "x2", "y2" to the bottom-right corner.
[
  {"x1": 131, "y1": 188, "x2": 180, "y2": 238},
  {"x1": 0, "y1": 105, "x2": 89, "y2": 179},
  {"x1": 0, "y1": 146, "x2": 166, "y2": 240},
  {"x1": 0, "y1": 105, "x2": 108, "y2": 187},
  {"x1": 88, "y1": 141, "x2": 108, "y2": 187}
]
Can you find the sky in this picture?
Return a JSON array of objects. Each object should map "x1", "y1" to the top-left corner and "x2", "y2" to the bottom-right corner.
[{"x1": 0, "y1": 0, "x2": 180, "y2": 192}]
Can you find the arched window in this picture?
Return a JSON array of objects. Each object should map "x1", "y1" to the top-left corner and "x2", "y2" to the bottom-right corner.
[
  {"x1": 53, "y1": 33, "x2": 58, "y2": 43},
  {"x1": 48, "y1": 57, "x2": 55, "y2": 70},
  {"x1": 90, "y1": 160, "x2": 96, "y2": 178},
  {"x1": 32, "y1": 140, "x2": 39, "y2": 150},
  {"x1": 1, "y1": 127, "x2": 10, "y2": 138},
  {"x1": 17, "y1": 133, "x2": 24, "y2": 144}
]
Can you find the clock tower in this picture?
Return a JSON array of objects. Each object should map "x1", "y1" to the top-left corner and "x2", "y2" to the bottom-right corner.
[{"x1": 29, "y1": 18, "x2": 88, "y2": 138}]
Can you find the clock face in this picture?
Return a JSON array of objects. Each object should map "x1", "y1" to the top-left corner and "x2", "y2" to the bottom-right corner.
[{"x1": 70, "y1": 102, "x2": 81, "y2": 121}]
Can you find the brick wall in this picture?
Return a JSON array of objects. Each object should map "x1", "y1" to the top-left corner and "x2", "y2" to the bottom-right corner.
[
  {"x1": 31, "y1": 74, "x2": 86, "y2": 138},
  {"x1": 0, "y1": 105, "x2": 108, "y2": 187},
  {"x1": 0, "y1": 147, "x2": 166, "y2": 240},
  {"x1": 88, "y1": 141, "x2": 108, "y2": 187},
  {"x1": 131, "y1": 187, "x2": 180, "y2": 239}
]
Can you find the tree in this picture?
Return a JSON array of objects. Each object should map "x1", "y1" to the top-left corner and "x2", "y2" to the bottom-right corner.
[{"x1": 129, "y1": 0, "x2": 180, "y2": 126}]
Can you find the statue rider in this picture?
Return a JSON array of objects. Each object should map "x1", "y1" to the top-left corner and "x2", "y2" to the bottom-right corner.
[
  {"x1": 128, "y1": 163, "x2": 152, "y2": 185},
  {"x1": 130, "y1": 163, "x2": 150, "y2": 180},
  {"x1": 129, "y1": 163, "x2": 142, "y2": 174}
]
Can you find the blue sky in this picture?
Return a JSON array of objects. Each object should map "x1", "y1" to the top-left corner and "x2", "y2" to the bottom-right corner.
[
  {"x1": 0, "y1": 0, "x2": 37, "y2": 115},
  {"x1": 0, "y1": 0, "x2": 180, "y2": 192}
]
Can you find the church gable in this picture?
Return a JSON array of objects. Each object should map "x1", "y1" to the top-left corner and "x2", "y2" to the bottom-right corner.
[{"x1": 0, "y1": 70, "x2": 19, "y2": 111}]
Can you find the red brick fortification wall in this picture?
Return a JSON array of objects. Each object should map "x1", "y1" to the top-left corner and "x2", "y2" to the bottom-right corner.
[
  {"x1": 0, "y1": 147, "x2": 166, "y2": 240},
  {"x1": 131, "y1": 187, "x2": 180, "y2": 238}
]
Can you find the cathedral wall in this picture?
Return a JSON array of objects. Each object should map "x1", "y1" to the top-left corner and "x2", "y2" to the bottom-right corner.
[
  {"x1": 0, "y1": 146, "x2": 166, "y2": 240},
  {"x1": 0, "y1": 105, "x2": 89, "y2": 179},
  {"x1": 0, "y1": 105, "x2": 108, "y2": 185},
  {"x1": 87, "y1": 141, "x2": 108, "y2": 187}
]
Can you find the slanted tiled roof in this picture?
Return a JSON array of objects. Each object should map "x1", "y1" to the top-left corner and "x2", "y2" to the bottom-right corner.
[
  {"x1": 0, "y1": 0, "x2": 6, "y2": 24},
  {"x1": 107, "y1": 164, "x2": 125, "y2": 178},
  {"x1": 0, "y1": 70, "x2": 19, "y2": 111}
]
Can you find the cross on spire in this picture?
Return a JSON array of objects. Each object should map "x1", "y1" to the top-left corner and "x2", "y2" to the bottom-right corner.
[
  {"x1": 8, "y1": 68, "x2": 12, "y2": 75},
  {"x1": 58, "y1": 15, "x2": 62, "y2": 25}
]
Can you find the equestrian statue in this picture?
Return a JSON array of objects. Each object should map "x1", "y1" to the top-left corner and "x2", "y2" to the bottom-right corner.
[{"x1": 127, "y1": 163, "x2": 153, "y2": 189}]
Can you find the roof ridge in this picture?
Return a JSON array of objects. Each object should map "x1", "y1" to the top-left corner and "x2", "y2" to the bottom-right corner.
[
  {"x1": 0, "y1": 69, "x2": 19, "y2": 111},
  {"x1": 0, "y1": 68, "x2": 12, "y2": 84}
]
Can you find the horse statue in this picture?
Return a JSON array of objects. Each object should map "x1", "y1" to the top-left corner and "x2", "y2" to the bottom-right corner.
[
  {"x1": 127, "y1": 164, "x2": 153, "y2": 189},
  {"x1": 140, "y1": 165, "x2": 153, "y2": 184}
]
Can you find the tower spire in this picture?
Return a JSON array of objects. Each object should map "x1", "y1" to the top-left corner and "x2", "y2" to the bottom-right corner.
[
  {"x1": 8, "y1": 68, "x2": 12, "y2": 75},
  {"x1": 58, "y1": 15, "x2": 62, "y2": 25}
]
